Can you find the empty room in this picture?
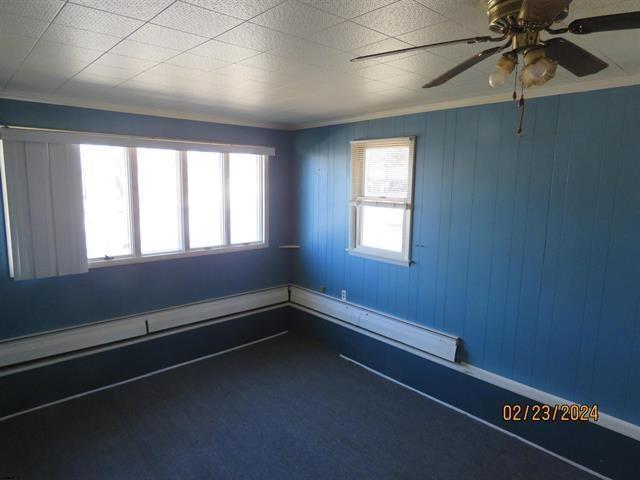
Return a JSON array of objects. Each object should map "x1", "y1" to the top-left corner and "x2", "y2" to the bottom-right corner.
[{"x1": 1, "y1": 0, "x2": 640, "y2": 479}]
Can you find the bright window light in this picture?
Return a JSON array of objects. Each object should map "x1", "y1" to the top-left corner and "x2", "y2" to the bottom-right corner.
[
  {"x1": 137, "y1": 148, "x2": 181, "y2": 255},
  {"x1": 364, "y1": 146, "x2": 409, "y2": 199},
  {"x1": 80, "y1": 145, "x2": 132, "y2": 259},
  {"x1": 229, "y1": 153, "x2": 262, "y2": 244},
  {"x1": 361, "y1": 205, "x2": 404, "y2": 252},
  {"x1": 349, "y1": 137, "x2": 414, "y2": 265},
  {"x1": 80, "y1": 143, "x2": 266, "y2": 267},
  {"x1": 187, "y1": 151, "x2": 224, "y2": 249}
]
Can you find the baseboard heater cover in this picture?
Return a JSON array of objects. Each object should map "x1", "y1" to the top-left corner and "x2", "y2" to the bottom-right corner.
[
  {"x1": 0, "y1": 286, "x2": 289, "y2": 369},
  {"x1": 289, "y1": 286, "x2": 459, "y2": 362}
]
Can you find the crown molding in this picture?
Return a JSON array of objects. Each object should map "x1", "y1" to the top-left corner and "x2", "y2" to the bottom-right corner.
[
  {"x1": 3, "y1": 75, "x2": 640, "y2": 133},
  {"x1": 293, "y1": 74, "x2": 640, "y2": 130},
  {"x1": 0, "y1": 90, "x2": 293, "y2": 131}
]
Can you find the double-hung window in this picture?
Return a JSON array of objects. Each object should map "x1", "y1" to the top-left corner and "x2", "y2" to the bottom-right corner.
[
  {"x1": 80, "y1": 145, "x2": 267, "y2": 266},
  {"x1": 349, "y1": 137, "x2": 415, "y2": 266}
]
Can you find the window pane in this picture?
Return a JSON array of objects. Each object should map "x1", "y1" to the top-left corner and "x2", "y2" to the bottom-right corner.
[
  {"x1": 187, "y1": 151, "x2": 224, "y2": 249},
  {"x1": 361, "y1": 205, "x2": 404, "y2": 253},
  {"x1": 229, "y1": 153, "x2": 261, "y2": 244},
  {"x1": 364, "y1": 146, "x2": 409, "y2": 199},
  {"x1": 80, "y1": 145, "x2": 132, "y2": 259},
  {"x1": 137, "y1": 148, "x2": 181, "y2": 254}
]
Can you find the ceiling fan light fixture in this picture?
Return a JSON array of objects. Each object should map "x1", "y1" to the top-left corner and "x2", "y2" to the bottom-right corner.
[
  {"x1": 489, "y1": 52, "x2": 517, "y2": 87},
  {"x1": 520, "y1": 48, "x2": 557, "y2": 88}
]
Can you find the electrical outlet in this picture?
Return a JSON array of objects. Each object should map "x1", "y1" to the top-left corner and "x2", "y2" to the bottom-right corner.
[{"x1": 341, "y1": 290, "x2": 347, "y2": 301}]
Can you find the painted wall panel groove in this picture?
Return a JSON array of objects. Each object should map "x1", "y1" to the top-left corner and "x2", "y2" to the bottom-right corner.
[
  {"x1": 0, "y1": 99, "x2": 295, "y2": 340},
  {"x1": 293, "y1": 85, "x2": 640, "y2": 425}
]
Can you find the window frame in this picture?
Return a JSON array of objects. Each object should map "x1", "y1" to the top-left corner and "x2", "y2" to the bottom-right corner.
[
  {"x1": 348, "y1": 136, "x2": 415, "y2": 267},
  {"x1": 84, "y1": 146, "x2": 268, "y2": 268}
]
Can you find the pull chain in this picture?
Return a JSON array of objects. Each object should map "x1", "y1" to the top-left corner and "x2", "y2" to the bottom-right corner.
[
  {"x1": 512, "y1": 60, "x2": 518, "y2": 101},
  {"x1": 517, "y1": 85, "x2": 525, "y2": 136}
]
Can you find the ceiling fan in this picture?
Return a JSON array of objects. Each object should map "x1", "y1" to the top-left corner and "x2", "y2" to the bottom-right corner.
[{"x1": 351, "y1": 0, "x2": 640, "y2": 91}]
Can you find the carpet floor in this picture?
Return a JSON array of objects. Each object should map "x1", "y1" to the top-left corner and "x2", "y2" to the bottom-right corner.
[{"x1": 0, "y1": 332, "x2": 595, "y2": 479}]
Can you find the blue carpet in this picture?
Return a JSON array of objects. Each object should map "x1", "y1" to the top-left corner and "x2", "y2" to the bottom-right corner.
[{"x1": 0, "y1": 333, "x2": 595, "y2": 479}]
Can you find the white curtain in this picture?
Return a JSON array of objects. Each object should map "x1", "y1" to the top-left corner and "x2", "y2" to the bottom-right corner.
[{"x1": 1, "y1": 140, "x2": 88, "y2": 280}]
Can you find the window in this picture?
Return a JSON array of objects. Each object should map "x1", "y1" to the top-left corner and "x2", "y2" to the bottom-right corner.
[
  {"x1": 80, "y1": 145, "x2": 132, "y2": 259},
  {"x1": 137, "y1": 148, "x2": 182, "y2": 254},
  {"x1": 80, "y1": 146, "x2": 267, "y2": 266},
  {"x1": 349, "y1": 137, "x2": 415, "y2": 265}
]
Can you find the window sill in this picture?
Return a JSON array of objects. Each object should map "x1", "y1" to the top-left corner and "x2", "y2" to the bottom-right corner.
[
  {"x1": 347, "y1": 248, "x2": 410, "y2": 267},
  {"x1": 89, "y1": 242, "x2": 269, "y2": 269}
]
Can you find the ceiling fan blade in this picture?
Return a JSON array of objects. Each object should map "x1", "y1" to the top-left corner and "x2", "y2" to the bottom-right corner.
[
  {"x1": 519, "y1": 0, "x2": 572, "y2": 25},
  {"x1": 568, "y1": 11, "x2": 640, "y2": 34},
  {"x1": 350, "y1": 35, "x2": 500, "y2": 62},
  {"x1": 544, "y1": 38, "x2": 608, "y2": 77},
  {"x1": 423, "y1": 46, "x2": 503, "y2": 88}
]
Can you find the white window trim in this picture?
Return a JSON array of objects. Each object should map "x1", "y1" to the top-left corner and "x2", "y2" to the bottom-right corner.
[
  {"x1": 0, "y1": 126, "x2": 275, "y2": 156},
  {"x1": 86, "y1": 147, "x2": 269, "y2": 269},
  {"x1": 348, "y1": 136, "x2": 415, "y2": 267}
]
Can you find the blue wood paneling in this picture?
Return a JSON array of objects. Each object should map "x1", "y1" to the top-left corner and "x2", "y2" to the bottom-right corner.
[
  {"x1": 0, "y1": 100, "x2": 294, "y2": 340},
  {"x1": 292, "y1": 85, "x2": 640, "y2": 425}
]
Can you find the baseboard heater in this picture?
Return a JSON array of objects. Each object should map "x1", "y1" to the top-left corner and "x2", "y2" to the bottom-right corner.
[
  {"x1": 289, "y1": 286, "x2": 459, "y2": 362},
  {"x1": 0, "y1": 286, "x2": 290, "y2": 369}
]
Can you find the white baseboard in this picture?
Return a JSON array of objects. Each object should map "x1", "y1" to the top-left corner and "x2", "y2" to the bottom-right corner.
[
  {"x1": 288, "y1": 287, "x2": 640, "y2": 443},
  {"x1": 2, "y1": 283, "x2": 638, "y2": 443},
  {"x1": 289, "y1": 286, "x2": 458, "y2": 362},
  {"x1": 342, "y1": 355, "x2": 610, "y2": 480},
  {"x1": 0, "y1": 285, "x2": 289, "y2": 369}
]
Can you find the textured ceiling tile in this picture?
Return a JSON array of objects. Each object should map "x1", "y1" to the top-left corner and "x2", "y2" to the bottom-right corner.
[
  {"x1": 269, "y1": 39, "x2": 363, "y2": 75},
  {"x1": 0, "y1": 33, "x2": 38, "y2": 60},
  {"x1": 429, "y1": 42, "x2": 492, "y2": 63},
  {"x1": 414, "y1": 0, "x2": 486, "y2": 19},
  {"x1": 350, "y1": 38, "x2": 416, "y2": 62},
  {"x1": 269, "y1": 37, "x2": 346, "y2": 63},
  {"x1": 57, "y1": 78, "x2": 113, "y2": 95},
  {"x1": 252, "y1": 0, "x2": 342, "y2": 36},
  {"x1": 4, "y1": 0, "x2": 638, "y2": 130},
  {"x1": 31, "y1": 40, "x2": 104, "y2": 62},
  {"x1": 239, "y1": 53, "x2": 325, "y2": 78},
  {"x1": 152, "y1": 1, "x2": 242, "y2": 38},
  {"x1": 82, "y1": 64, "x2": 139, "y2": 81},
  {"x1": 129, "y1": 24, "x2": 206, "y2": 50},
  {"x1": 166, "y1": 53, "x2": 228, "y2": 71},
  {"x1": 110, "y1": 40, "x2": 182, "y2": 62},
  {"x1": 185, "y1": 0, "x2": 284, "y2": 20},
  {"x1": 93, "y1": 53, "x2": 157, "y2": 71},
  {"x1": 42, "y1": 24, "x2": 122, "y2": 51},
  {"x1": 216, "y1": 63, "x2": 297, "y2": 85},
  {"x1": 398, "y1": 20, "x2": 477, "y2": 46},
  {"x1": 191, "y1": 39, "x2": 259, "y2": 62},
  {"x1": 72, "y1": 0, "x2": 175, "y2": 21},
  {"x1": 305, "y1": 21, "x2": 388, "y2": 51},
  {"x1": 142, "y1": 63, "x2": 208, "y2": 81},
  {"x1": 0, "y1": 0, "x2": 64, "y2": 21},
  {"x1": 8, "y1": 70, "x2": 67, "y2": 93},
  {"x1": 55, "y1": 4, "x2": 144, "y2": 37},
  {"x1": 360, "y1": 79, "x2": 400, "y2": 92},
  {"x1": 547, "y1": 0, "x2": 627, "y2": 18},
  {"x1": 298, "y1": 0, "x2": 398, "y2": 19},
  {"x1": 354, "y1": 62, "x2": 410, "y2": 80},
  {"x1": 73, "y1": 71, "x2": 126, "y2": 86},
  {"x1": 354, "y1": 0, "x2": 446, "y2": 36},
  {"x1": 217, "y1": 22, "x2": 294, "y2": 51},
  {"x1": 0, "y1": 13, "x2": 49, "y2": 38},
  {"x1": 20, "y1": 54, "x2": 89, "y2": 78},
  {"x1": 387, "y1": 50, "x2": 456, "y2": 76},
  {"x1": 381, "y1": 71, "x2": 428, "y2": 89}
]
